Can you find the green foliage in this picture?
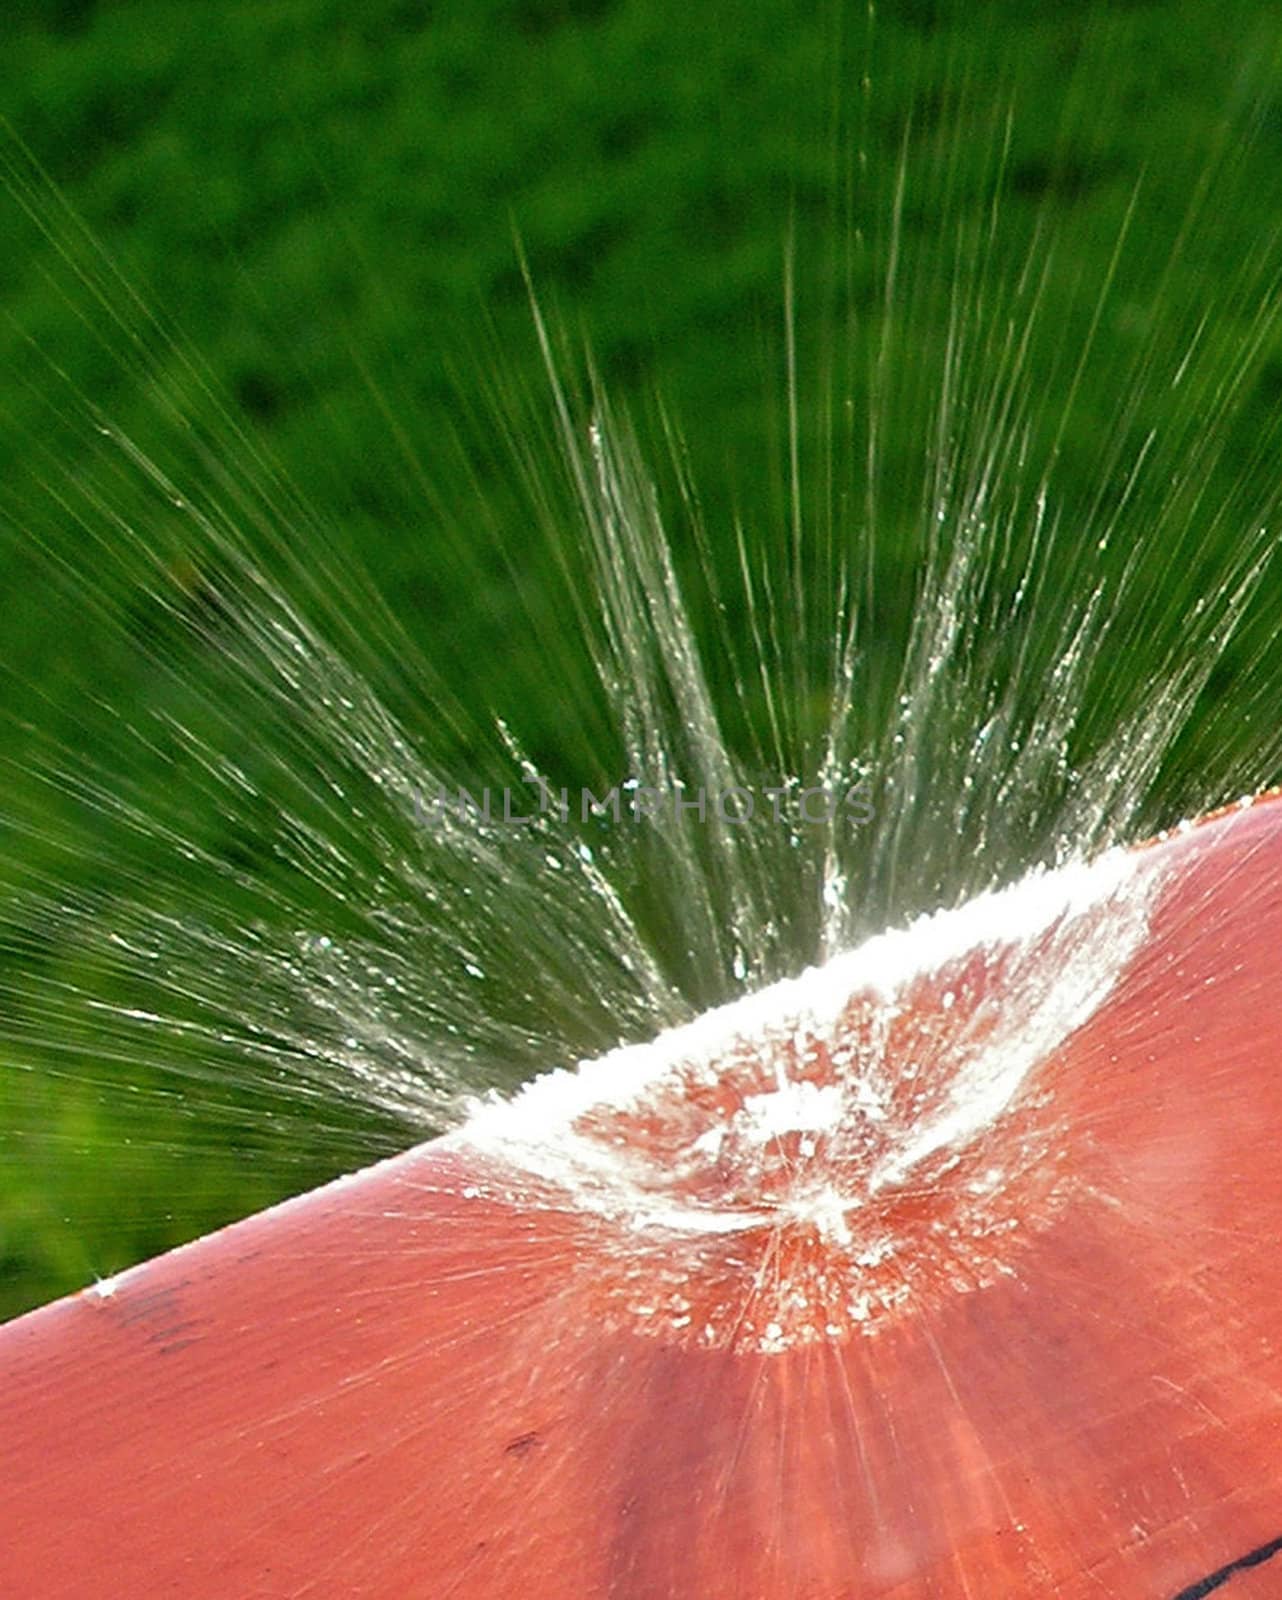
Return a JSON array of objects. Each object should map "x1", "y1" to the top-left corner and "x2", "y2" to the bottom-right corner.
[{"x1": 2, "y1": 0, "x2": 1281, "y2": 1319}]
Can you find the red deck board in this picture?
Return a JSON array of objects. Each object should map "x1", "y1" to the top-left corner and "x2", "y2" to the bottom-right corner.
[{"x1": 4, "y1": 799, "x2": 1282, "y2": 1596}]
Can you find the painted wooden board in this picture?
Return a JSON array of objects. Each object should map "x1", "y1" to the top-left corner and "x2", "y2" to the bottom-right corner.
[{"x1": 5, "y1": 797, "x2": 1282, "y2": 1597}]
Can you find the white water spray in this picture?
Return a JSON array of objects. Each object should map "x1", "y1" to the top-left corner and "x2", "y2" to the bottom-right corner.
[{"x1": 2, "y1": 12, "x2": 1282, "y2": 1324}]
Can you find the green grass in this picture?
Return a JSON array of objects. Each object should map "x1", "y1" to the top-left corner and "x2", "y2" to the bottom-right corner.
[{"x1": 3, "y1": 0, "x2": 1282, "y2": 1319}]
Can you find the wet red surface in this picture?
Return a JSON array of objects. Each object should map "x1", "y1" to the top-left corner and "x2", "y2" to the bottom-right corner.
[{"x1": 4, "y1": 797, "x2": 1282, "y2": 1597}]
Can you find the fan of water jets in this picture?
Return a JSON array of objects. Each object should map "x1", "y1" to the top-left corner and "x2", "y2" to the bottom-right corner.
[{"x1": 2, "y1": 25, "x2": 1282, "y2": 1286}]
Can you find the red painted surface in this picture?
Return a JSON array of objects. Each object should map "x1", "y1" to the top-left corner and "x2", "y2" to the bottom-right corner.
[{"x1": 5, "y1": 799, "x2": 1282, "y2": 1597}]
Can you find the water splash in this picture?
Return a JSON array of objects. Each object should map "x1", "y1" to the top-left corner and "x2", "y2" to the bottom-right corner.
[
  {"x1": 2, "y1": 14, "x2": 1282, "y2": 1315},
  {"x1": 457, "y1": 841, "x2": 1158, "y2": 1352}
]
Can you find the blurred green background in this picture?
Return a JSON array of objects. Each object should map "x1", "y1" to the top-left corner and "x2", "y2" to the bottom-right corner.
[{"x1": 3, "y1": 0, "x2": 1282, "y2": 1320}]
